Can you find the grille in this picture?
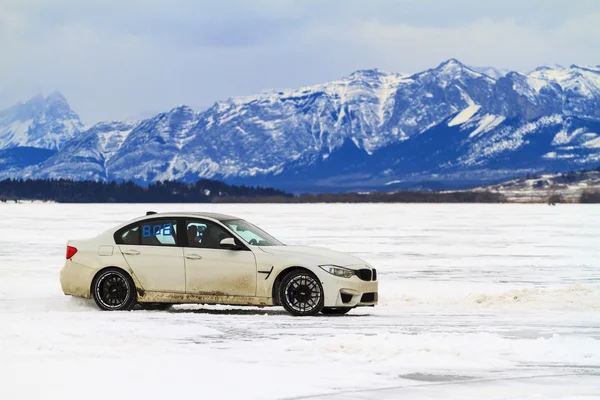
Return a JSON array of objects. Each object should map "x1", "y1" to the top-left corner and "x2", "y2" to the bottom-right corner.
[
  {"x1": 360, "y1": 292, "x2": 377, "y2": 303},
  {"x1": 356, "y1": 269, "x2": 372, "y2": 281},
  {"x1": 356, "y1": 268, "x2": 377, "y2": 281}
]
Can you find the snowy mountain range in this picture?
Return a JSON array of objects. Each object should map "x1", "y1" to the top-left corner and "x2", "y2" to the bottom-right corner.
[{"x1": 2, "y1": 59, "x2": 600, "y2": 191}]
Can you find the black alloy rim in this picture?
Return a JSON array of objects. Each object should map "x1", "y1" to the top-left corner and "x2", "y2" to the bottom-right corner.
[
  {"x1": 97, "y1": 273, "x2": 130, "y2": 308},
  {"x1": 285, "y1": 275, "x2": 321, "y2": 313}
]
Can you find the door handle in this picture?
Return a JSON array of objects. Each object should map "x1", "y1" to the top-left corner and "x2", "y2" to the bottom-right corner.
[
  {"x1": 185, "y1": 254, "x2": 202, "y2": 260},
  {"x1": 123, "y1": 250, "x2": 140, "y2": 256}
]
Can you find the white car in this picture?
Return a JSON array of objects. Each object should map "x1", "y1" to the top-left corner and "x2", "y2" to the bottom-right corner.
[{"x1": 60, "y1": 211, "x2": 378, "y2": 316}]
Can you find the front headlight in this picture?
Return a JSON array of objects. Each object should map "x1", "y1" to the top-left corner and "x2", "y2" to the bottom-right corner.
[{"x1": 319, "y1": 265, "x2": 355, "y2": 279}]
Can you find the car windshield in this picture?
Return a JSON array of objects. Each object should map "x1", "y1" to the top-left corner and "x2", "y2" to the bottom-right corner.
[{"x1": 224, "y1": 219, "x2": 284, "y2": 246}]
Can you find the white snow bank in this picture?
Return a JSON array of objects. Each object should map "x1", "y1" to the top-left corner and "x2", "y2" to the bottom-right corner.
[
  {"x1": 468, "y1": 284, "x2": 600, "y2": 310},
  {"x1": 380, "y1": 282, "x2": 600, "y2": 311}
]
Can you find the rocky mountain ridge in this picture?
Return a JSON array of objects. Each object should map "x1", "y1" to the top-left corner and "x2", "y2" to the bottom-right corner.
[{"x1": 2, "y1": 59, "x2": 600, "y2": 191}]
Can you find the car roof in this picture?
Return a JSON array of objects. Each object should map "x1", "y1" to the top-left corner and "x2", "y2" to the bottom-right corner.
[{"x1": 141, "y1": 211, "x2": 239, "y2": 222}]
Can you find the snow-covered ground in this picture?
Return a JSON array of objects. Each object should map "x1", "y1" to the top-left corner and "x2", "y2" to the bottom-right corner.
[{"x1": 1, "y1": 203, "x2": 599, "y2": 399}]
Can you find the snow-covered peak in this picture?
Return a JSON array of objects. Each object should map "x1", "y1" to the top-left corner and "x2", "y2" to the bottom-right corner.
[
  {"x1": 471, "y1": 66, "x2": 512, "y2": 79},
  {"x1": 438, "y1": 58, "x2": 466, "y2": 69},
  {"x1": 343, "y1": 68, "x2": 409, "y2": 86},
  {"x1": 169, "y1": 105, "x2": 197, "y2": 114},
  {"x1": 11, "y1": 91, "x2": 70, "y2": 113},
  {"x1": 528, "y1": 65, "x2": 600, "y2": 97},
  {"x1": 348, "y1": 68, "x2": 384, "y2": 77},
  {"x1": 433, "y1": 59, "x2": 482, "y2": 76},
  {"x1": 531, "y1": 64, "x2": 565, "y2": 73},
  {"x1": 344, "y1": 68, "x2": 406, "y2": 85},
  {"x1": 0, "y1": 92, "x2": 76, "y2": 122},
  {"x1": 418, "y1": 58, "x2": 494, "y2": 87},
  {"x1": 314, "y1": 69, "x2": 410, "y2": 110},
  {"x1": 221, "y1": 69, "x2": 411, "y2": 109},
  {"x1": 0, "y1": 92, "x2": 83, "y2": 150},
  {"x1": 499, "y1": 71, "x2": 559, "y2": 106},
  {"x1": 222, "y1": 88, "x2": 294, "y2": 107},
  {"x1": 122, "y1": 104, "x2": 200, "y2": 150},
  {"x1": 140, "y1": 105, "x2": 198, "y2": 121},
  {"x1": 206, "y1": 69, "x2": 412, "y2": 145},
  {"x1": 516, "y1": 72, "x2": 550, "y2": 93},
  {"x1": 529, "y1": 65, "x2": 572, "y2": 81},
  {"x1": 135, "y1": 105, "x2": 199, "y2": 133},
  {"x1": 45, "y1": 91, "x2": 68, "y2": 104}
]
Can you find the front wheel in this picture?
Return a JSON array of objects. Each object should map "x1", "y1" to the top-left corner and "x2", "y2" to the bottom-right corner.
[
  {"x1": 279, "y1": 270, "x2": 324, "y2": 316},
  {"x1": 321, "y1": 307, "x2": 352, "y2": 315},
  {"x1": 92, "y1": 268, "x2": 136, "y2": 311}
]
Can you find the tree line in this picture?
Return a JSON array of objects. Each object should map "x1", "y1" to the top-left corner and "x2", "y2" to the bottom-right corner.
[
  {"x1": 0, "y1": 178, "x2": 289, "y2": 203},
  {"x1": 579, "y1": 190, "x2": 600, "y2": 203},
  {"x1": 213, "y1": 190, "x2": 507, "y2": 203},
  {"x1": 1, "y1": 178, "x2": 597, "y2": 203}
]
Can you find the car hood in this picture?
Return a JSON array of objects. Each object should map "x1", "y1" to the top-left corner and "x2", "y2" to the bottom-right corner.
[{"x1": 257, "y1": 245, "x2": 367, "y2": 268}]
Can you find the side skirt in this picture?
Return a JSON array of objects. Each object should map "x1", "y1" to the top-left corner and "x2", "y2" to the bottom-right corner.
[{"x1": 137, "y1": 291, "x2": 274, "y2": 306}]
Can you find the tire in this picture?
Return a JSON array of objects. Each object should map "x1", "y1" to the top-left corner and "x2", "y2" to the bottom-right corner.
[
  {"x1": 92, "y1": 268, "x2": 136, "y2": 311},
  {"x1": 321, "y1": 307, "x2": 353, "y2": 315},
  {"x1": 279, "y1": 269, "x2": 324, "y2": 316}
]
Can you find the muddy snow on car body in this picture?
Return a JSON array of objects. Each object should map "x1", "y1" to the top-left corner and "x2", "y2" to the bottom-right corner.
[{"x1": 1, "y1": 203, "x2": 599, "y2": 399}]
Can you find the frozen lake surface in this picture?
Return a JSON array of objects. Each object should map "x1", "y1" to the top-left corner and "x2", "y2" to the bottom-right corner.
[{"x1": 1, "y1": 203, "x2": 599, "y2": 399}]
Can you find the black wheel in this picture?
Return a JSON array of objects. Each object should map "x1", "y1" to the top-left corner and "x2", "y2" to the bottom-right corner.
[
  {"x1": 139, "y1": 303, "x2": 172, "y2": 311},
  {"x1": 92, "y1": 268, "x2": 136, "y2": 311},
  {"x1": 321, "y1": 307, "x2": 353, "y2": 315},
  {"x1": 279, "y1": 270, "x2": 324, "y2": 316}
]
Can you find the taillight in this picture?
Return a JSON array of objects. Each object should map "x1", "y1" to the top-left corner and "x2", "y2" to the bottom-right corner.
[{"x1": 66, "y1": 246, "x2": 78, "y2": 259}]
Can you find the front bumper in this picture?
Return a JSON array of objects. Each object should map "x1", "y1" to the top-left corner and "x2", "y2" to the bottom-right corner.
[{"x1": 318, "y1": 269, "x2": 378, "y2": 308}]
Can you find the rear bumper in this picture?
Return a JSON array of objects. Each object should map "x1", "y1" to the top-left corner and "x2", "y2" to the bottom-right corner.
[
  {"x1": 60, "y1": 260, "x2": 96, "y2": 299},
  {"x1": 319, "y1": 272, "x2": 378, "y2": 308}
]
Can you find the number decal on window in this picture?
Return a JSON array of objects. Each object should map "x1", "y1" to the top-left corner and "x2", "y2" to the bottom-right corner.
[{"x1": 142, "y1": 223, "x2": 173, "y2": 238}]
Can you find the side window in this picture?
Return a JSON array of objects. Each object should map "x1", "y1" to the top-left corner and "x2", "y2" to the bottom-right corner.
[
  {"x1": 186, "y1": 219, "x2": 233, "y2": 249},
  {"x1": 140, "y1": 219, "x2": 178, "y2": 246}
]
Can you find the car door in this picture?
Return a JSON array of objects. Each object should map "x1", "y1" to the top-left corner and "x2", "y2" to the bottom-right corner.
[
  {"x1": 183, "y1": 219, "x2": 257, "y2": 296},
  {"x1": 116, "y1": 218, "x2": 185, "y2": 293}
]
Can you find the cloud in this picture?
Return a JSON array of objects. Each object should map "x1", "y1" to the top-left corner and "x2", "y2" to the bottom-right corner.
[
  {"x1": 0, "y1": 0, "x2": 599, "y2": 123},
  {"x1": 326, "y1": 17, "x2": 594, "y2": 71}
]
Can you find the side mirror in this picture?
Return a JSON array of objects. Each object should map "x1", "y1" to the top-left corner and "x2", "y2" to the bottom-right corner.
[{"x1": 220, "y1": 237, "x2": 238, "y2": 250}]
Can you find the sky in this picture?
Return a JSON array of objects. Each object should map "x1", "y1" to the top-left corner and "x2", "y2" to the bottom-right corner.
[{"x1": 1, "y1": 0, "x2": 599, "y2": 123}]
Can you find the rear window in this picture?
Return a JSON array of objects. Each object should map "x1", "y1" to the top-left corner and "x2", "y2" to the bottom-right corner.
[
  {"x1": 118, "y1": 225, "x2": 140, "y2": 245},
  {"x1": 115, "y1": 219, "x2": 178, "y2": 246}
]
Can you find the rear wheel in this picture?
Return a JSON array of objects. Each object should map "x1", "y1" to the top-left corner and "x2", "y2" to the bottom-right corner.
[
  {"x1": 321, "y1": 307, "x2": 353, "y2": 315},
  {"x1": 92, "y1": 268, "x2": 136, "y2": 311},
  {"x1": 279, "y1": 270, "x2": 324, "y2": 316}
]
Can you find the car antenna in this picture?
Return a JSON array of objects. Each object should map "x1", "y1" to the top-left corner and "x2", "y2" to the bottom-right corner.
[{"x1": 146, "y1": 211, "x2": 157, "y2": 216}]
